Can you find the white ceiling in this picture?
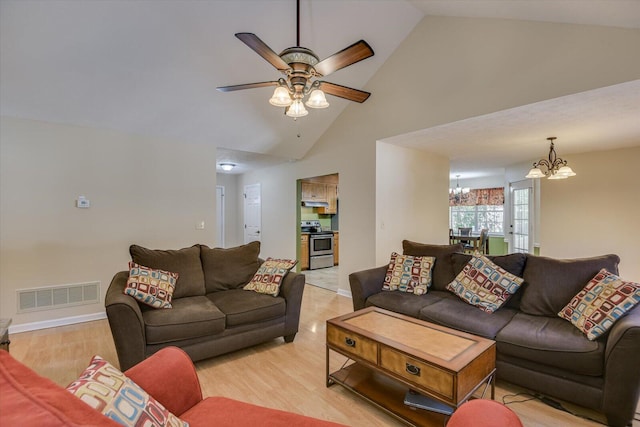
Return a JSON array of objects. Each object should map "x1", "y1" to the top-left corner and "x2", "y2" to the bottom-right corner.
[
  {"x1": 2, "y1": 1, "x2": 639, "y2": 176},
  {"x1": 384, "y1": 79, "x2": 640, "y2": 179}
]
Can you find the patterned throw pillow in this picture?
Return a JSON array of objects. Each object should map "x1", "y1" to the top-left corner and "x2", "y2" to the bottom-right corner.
[
  {"x1": 66, "y1": 355, "x2": 188, "y2": 427},
  {"x1": 243, "y1": 258, "x2": 297, "y2": 296},
  {"x1": 558, "y1": 269, "x2": 640, "y2": 341},
  {"x1": 446, "y1": 254, "x2": 524, "y2": 313},
  {"x1": 124, "y1": 262, "x2": 178, "y2": 309},
  {"x1": 383, "y1": 252, "x2": 436, "y2": 295}
]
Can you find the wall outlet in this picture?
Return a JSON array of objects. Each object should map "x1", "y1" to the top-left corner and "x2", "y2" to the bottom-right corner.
[{"x1": 196, "y1": 221, "x2": 205, "y2": 230}]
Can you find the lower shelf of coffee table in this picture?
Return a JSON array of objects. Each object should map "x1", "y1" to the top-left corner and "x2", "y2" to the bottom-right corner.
[{"x1": 328, "y1": 363, "x2": 448, "y2": 427}]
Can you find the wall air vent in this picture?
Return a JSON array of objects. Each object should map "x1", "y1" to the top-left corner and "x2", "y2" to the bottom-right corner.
[{"x1": 17, "y1": 282, "x2": 100, "y2": 313}]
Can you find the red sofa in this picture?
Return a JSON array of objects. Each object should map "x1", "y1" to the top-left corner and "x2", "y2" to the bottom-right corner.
[{"x1": 0, "y1": 347, "x2": 346, "y2": 426}]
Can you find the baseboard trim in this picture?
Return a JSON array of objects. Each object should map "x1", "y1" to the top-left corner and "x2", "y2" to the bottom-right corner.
[
  {"x1": 9, "y1": 312, "x2": 107, "y2": 334},
  {"x1": 337, "y1": 288, "x2": 352, "y2": 298}
]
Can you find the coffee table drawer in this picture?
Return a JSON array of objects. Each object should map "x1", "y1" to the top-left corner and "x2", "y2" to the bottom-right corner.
[
  {"x1": 327, "y1": 326, "x2": 378, "y2": 364},
  {"x1": 380, "y1": 345, "x2": 454, "y2": 400}
]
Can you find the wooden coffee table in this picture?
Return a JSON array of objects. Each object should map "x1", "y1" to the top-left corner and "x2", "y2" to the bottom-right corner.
[{"x1": 326, "y1": 307, "x2": 496, "y2": 426}]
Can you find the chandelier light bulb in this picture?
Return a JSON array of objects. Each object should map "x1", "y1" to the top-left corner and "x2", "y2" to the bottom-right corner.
[
  {"x1": 286, "y1": 99, "x2": 309, "y2": 118},
  {"x1": 269, "y1": 86, "x2": 293, "y2": 107},
  {"x1": 305, "y1": 89, "x2": 329, "y2": 109}
]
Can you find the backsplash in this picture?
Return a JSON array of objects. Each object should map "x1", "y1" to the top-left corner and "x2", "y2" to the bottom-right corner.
[{"x1": 301, "y1": 207, "x2": 333, "y2": 230}]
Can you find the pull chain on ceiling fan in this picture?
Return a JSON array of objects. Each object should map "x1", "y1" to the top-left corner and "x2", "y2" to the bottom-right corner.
[{"x1": 216, "y1": 0, "x2": 375, "y2": 118}]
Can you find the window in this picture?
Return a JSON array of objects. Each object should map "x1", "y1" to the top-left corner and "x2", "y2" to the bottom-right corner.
[
  {"x1": 449, "y1": 186, "x2": 504, "y2": 234},
  {"x1": 449, "y1": 204, "x2": 504, "y2": 234}
]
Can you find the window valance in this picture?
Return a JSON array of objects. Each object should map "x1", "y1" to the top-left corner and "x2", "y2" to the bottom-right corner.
[{"x1": 449, "y1": 187, "x2": 504, "y2": 206}]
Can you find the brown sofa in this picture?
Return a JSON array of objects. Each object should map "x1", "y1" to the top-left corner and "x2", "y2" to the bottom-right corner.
[
  {"x1": 106, "y1": 242, "x2": 305, "y2": 371},
  {"x1": 349, "y1": 241, "x2": 640, "y2": 427}
]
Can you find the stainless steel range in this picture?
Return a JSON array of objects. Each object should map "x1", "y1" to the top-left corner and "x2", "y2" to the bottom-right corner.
[{"x1": 301, "y1": 220, "x2": 334, "y2": 270}]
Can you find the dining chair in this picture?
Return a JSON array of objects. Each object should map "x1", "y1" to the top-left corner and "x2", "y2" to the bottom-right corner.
[
  {"x1": 479, "y1": 228, "x2": 489, "y2": 254},
  {"x1": 458, "y1": 227, "x2": 473, "y2": 252}
]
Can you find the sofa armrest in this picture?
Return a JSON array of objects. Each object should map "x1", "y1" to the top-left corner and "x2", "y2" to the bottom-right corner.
[
  {"x1": 105, "y1": 271, "x2": 146, "y2": 371},
  {"x1": 279, "y1": 271, "x2": 305, "y2": 339},
  {"x1": 348, "y1": 265, "x2": 387, "y2": 311},
  {"x1": 602, "y1": 305, "x2": 640, "y2": 426},
  {"x1": 124, "y1": 346, "x2": 202, "y2": 416}
]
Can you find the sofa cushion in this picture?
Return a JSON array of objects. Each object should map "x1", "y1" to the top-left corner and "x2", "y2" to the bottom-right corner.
[
  {"x1": 142, "y1": 296, "x2": 225, "y2": 344},
  {"x1": 125, "y1": 262, "x2": 178, "y2": 309},
  {"x1": 495, "y1": 312, "x2": 604, "y2": 376},
  {"x1": 559, "y1": 269, "x2": 640, "y2": 341},
  {"x1": 452, "y1": 252, "x2": 527, "y2": 309},
  {"x1": 519, "y1": 254, "x2": 620, "y2": 317},
  {"x1": 243, "y1": 258, "x2": 297, "y2": 297},
  {"x1": 383, "y1": 252, "x2": 435, "y2": 295},
  {"x1": 419, "y1": 293, "x2": 518, "y2": 339},
  {"x1": 207, "y1": 289, "x2": 286, "y2": 327},
  {"x1": 366, "y1": 291, "x2": 443, "y2": 318},
  {"x1": 66, "y1": 355, "x2": 188, "y2": 427},
  {"x1": 446, "y1": 254, "x2": 523, "y2": 313},
  {"x1": 200, "y1": 242, "x2": 261, "y2": 293},
  {"x1": 130, "y1": 244, "x2": 206, "y2": 299},
  {"x1": 402, "y1": 241, "x2": 463, "y2": 291}
]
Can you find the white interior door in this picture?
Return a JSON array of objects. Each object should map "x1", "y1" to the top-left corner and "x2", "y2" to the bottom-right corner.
[
  {"x1": 244, "y1": 183, "x2": 261, "y2": 243},
  {"x1": 216, "y1": 185, "x2": 225, "y2": 248},
  {"x1": 510, "y1": 180, "x2": 533, "y2": 253}
]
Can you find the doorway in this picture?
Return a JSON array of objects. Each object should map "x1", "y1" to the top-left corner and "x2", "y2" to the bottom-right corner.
[
  {"x1": 244, "y1": 183, "x2": 261, "y2": 243},
  {"x1": 216, "y1": 185, "x2": 225, "y2": 247},
  {"x1": 298, "y1": 173, "x2": 339, "y2": 292}
]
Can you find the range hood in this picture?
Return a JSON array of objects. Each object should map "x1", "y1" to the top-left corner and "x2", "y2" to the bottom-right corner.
[{"x1": 301, "y1": 201, "x2": 329, "y2": 208}]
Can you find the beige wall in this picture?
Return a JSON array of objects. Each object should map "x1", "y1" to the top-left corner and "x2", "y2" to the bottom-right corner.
[
  {"x1": 2, "y1": 16, "x2": 639, "y2": 328},
  {"x1": 376, "y1": 142, "x2": 449, "y2": 264},
  {"x1": 0, "y1": 117, "x2": 217, "y2": 326},
  {"x1": 539, "y1": 146, "x2": 640, "y2": 281}
]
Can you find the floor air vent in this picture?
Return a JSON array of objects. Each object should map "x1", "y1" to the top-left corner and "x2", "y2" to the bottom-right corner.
[{"x1": 17, "y1": 282, "x2": 100, "y2": 313}]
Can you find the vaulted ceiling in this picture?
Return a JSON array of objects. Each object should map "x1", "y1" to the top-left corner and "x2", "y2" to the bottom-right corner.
[{"x1": 2, "y1": 1, "x2": 639, "y2": 175}]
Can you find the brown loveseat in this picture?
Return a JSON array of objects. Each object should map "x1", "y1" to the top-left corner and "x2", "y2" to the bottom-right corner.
[
  {"x1": 105, "y1": 242, "x2": 305, "y2": 371},
  {"x1": 349, "y1": 241, "x2": 640, "y2": 427}
]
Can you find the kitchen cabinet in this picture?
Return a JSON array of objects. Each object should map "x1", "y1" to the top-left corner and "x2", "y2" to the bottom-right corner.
[
  {"x1": 300, "y1": 234, "x2": 309, "y2": 270},
  {"x1": 301, "y1": 182, "x2": 326, "y2": 202},
  {"x1": 319, "y1": 184, "x2": 338, "y2": 214},
  {"x1": 333, "y1": 231, "x2": 339, "y2": 266}
]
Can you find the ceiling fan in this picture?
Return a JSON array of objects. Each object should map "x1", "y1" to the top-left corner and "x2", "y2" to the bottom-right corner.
[{"x1": 216, "y1": 0, "x2": 374, "y2": 118}]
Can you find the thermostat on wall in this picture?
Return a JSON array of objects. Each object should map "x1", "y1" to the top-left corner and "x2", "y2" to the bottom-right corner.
[{"x1": 76, "y1": 196, "x2": 90, "y2": 208}]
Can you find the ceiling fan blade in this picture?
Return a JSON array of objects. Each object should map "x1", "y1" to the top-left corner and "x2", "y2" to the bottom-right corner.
[
  {"x1": 216, "y1": 81, "x2": 279, "y2": 92},
  {"x1": 318, "y1": 82, "x2": 370, "y2": 103},
  {"x1": 235, "y1": 33, "x2": 290, "y2": 71},
  {"x1": 314, "y1": 40, "x2": 374, "y2": 77}
]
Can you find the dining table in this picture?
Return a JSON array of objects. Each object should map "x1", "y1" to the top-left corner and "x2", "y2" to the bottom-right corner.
[{"x1": 449, "y1": 234, "x2": 486, "y2": 253}]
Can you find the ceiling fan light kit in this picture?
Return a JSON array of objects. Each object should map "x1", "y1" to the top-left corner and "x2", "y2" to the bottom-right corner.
[
  {"x1": 526, "y1": 137, "x2": 576, "y2": 180},
  {"x1": 216, "y1": 0, "x2": 374, "y2": 119}
]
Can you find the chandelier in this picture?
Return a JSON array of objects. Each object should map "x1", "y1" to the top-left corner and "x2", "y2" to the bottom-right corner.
[
  {"x1": 526, "y1": 137, "x2": 576, "y2": 180},
  {"x1": 449, "y1": 175, "x2": 470, "y2": 204}
]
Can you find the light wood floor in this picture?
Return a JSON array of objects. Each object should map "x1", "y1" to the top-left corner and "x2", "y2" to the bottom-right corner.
[{"x1": 9, "y1": 285, "x2": 636, "y2": 426}]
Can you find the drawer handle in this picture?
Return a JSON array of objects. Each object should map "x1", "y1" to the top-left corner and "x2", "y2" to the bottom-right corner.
[
  {"x1": 406, "y1": 363, "x2": 421, "y2": 376},
  {"x1": 345, "y1": 337, "x2": 356, "y2": 347}
]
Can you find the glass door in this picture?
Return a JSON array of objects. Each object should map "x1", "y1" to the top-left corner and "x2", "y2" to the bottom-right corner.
[{"x1": 510, "y1": 180, "x2": 533, "y2": 253}]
